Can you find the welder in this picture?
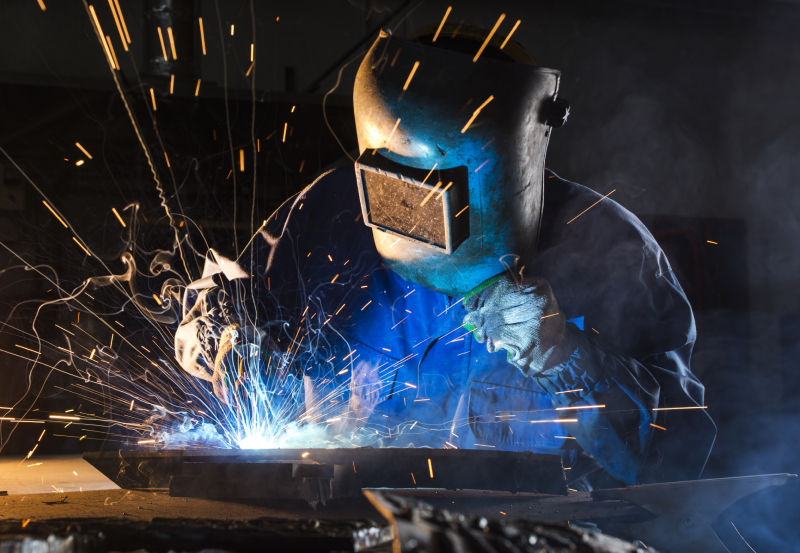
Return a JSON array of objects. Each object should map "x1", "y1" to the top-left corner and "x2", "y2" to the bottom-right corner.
[{"x1": 175, "y1": 24, "x2": 716, "y2": 489}]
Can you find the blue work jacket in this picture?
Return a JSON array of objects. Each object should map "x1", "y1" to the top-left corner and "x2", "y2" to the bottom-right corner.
[{"x1": 227, "y1": 166, "x2": 716, "y2": 486}]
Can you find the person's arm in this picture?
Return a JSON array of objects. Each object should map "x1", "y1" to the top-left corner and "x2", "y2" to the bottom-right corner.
[
  {"x1": 463, "y1": 274, "x2": 714, "y2": 485},
  {"x1": 533, "y1": 325, "x2": 661, "y2": 485}
]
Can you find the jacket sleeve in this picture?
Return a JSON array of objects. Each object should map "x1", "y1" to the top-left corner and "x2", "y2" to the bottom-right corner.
[{"x1": 533, "y1": 261, "x2": 716, "y2": 485}]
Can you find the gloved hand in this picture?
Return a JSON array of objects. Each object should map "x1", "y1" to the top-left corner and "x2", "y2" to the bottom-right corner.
[
  {"x1": 463, "y1": 274, "x2": 567, "y2": 376},
  {"x1": 174, "y1": 285, "x2": 265, "y2": 405},
  {"x1": 349, "y1": 359, "x2": 382, "y2": 420}
]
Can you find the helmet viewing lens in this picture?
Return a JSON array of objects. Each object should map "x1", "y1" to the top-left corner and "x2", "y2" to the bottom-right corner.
[{"x1": 355, "y1": 153, "x2": 470, "y2": 254}]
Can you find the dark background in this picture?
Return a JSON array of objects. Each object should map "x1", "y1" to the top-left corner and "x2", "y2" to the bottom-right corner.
[{"x1": 0, "y1": 0, "x2": 799, "y2": 549}]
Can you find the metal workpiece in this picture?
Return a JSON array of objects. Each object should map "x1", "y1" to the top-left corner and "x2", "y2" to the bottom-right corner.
[
  {"x1": 80, "y1": 450, "x2": 796, "y2": 551},
  {"x1": 353, "y1": 30, "x2": 564, "y2": 298},
  {"x1": 169, "y1": 461, "x2": 360, "y2": 508},
  {"x1": 83, "y1": 448, "x2": 569, "y2": 497}
]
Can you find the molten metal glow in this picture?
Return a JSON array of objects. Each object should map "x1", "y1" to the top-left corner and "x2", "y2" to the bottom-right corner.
[{"x1": 238, "y1": 435, "x2": 276, "y2": 449}]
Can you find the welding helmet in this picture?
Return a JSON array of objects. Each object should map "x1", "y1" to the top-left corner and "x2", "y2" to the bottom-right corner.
[{"x1": 353, "y1": 24, "x2": 568, "y2": 298}]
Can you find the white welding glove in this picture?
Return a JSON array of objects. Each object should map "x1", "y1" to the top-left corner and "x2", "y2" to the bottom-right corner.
[{"x1": 463, "y1": 275, "x2": 567, "y2": 377}]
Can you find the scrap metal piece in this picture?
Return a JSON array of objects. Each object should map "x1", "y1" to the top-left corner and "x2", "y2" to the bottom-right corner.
[
  {"x1": 365, "y1": 491, "x2": 656, "y2": 553},
  {"x1": 591, "y1": 473, "x2": 798, "y2": 553},
  {"x1": 0, "y1": 516, "x2": 390, "y2": 553}
]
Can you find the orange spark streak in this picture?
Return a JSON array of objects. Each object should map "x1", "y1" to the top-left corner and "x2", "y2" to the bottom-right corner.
[
  {"x1": 500, "y1": 20, "x2": 521, "y2": 49},
  {"x1": 555, "y1": 404, "x2": 605, "y2": 410},
  {"x1": 76, "y1": 142, "x2": 93, "y2": 159},
  {"x1": 239, "y1": 149, "x2": 245, "y2": 171},
  {"x1": 461, "y1": 95, "x2": 494, "y2": 133},
  {"x1": 416, "y1": 165, "x2": 437, "y2": 188},
  {"x1": 282, "y1": 122, "x2": 288, "y2": 142},
  {"x1": 157, "y1": 27, "x2": 168, "y2": 61},
  {"x1": 473, "y1": 14, "x2": 505, "y2": 62},
  {"x1": 567, "y1": 189, "x2": 616, "y2": 224},
  {"x1": 36, "y1": 0, "x2": 46, "y2": 10},
  {"x1": 419, "y1": 181, "x2": 443, "y2": 207},
  {"x1": 411, "y1": 472, "x2": 416, "y2": 484},
  {"x1": 707, "y1": 240, "x2": 718, "y2": 244},
  {"x1": 653, "y1": 406, "x2": 707, "y2": 411},
  {"x1": 555, "y1": 388, "x2": 583, "y2": 394},
  {"x1": 113, "y1": 0, "x2": 130, "y2": 43},
  {"x1": 529, "y1": 418, "x2": 578, "y2": 423},
  {"x1": 433, "y1": 7, "x2": 452, "y2": 42},
  {"x1": 72, "y1": 237, "x2": 91, "y2": 257},
  {"x1": 428, "y1": 458, "x2": 433, "y2": 478},
  {"x1": 111, "y1": 207, "x2": 126, "y2": 227},
  {"x1": 436, "y1": 181, "x2": 454, "y2": 200},
  {"x1": 650, "y1": 423, "x2": 667, "y2": 431},
  {"x1": 198, "y1": 18, "x2": 206, "y2": 55},
  {"x1": 49, "y1": 415, "x2": 79, "y2": 421},
  {"x1": 169, "y1": 74, "x2": 174, "y2": 94},
  {"x1": 540, "y1": 312, "x2": 560, "y2": 319},
  {"x1": 167, "y1": 27, "x2": 177, "y2": 59},
  {"x1": 402, "y1": 61, "x2": 420, "y2": 91},
  {"x1": 89, "y1": 6, "x2": 115, "y2": 69},
  {"x1": 361, "y1": 300, "x2": 372, "y2": 310},
  {"x1": 455, "y1": 205, "x2": 469, "y2": 217},
  {"x1": 149, "y1": 88, "x2": 157, "y2": 111},
  {"x1": 385, "y1": 117, "x2": 402, "y2": 148},
  {"x1": 43, "y1": 201, "x2": 68, "y2": 228},
  {"x1": 107, "y1": 0, "x2": 128, "y2": 51},
  {"x1": 194, "y1": 78, "x2": 202, "y2": 96}
]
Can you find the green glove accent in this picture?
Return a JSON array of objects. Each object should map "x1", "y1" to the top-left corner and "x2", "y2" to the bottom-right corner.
[
  {"x1": 463, "y1": 273, "x2": 505, "y2": 302},
  {"x1": 463, "y1": 273, "x2": 505, "y2": 343}
]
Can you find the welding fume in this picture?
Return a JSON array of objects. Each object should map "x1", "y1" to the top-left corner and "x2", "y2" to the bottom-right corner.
[{"x1": 174, "y1": 24, "x2": 715, "y2": 490}]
